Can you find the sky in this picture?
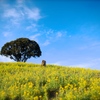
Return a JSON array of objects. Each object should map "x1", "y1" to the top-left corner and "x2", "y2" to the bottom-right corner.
[{"x1": 0, "y1": 0, "x2": 100, "y2": 70}]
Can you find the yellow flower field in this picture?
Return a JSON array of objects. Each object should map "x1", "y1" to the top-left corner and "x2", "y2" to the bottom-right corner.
[{"x1": 0, "y1": 62, "x2": 100, "y2": 100}]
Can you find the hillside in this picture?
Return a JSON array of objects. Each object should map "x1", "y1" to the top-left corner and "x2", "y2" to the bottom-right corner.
[{"x1": 0, "y1": 62, "x2": 100, "y2": 100}]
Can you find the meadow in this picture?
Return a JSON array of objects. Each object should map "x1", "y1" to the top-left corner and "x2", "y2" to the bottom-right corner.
[{"x1": 0, "y1": 62, "x2": 100, "y2": 100}]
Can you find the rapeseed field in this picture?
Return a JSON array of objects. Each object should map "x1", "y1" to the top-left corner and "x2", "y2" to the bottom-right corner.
[{"x1": 0, "y1": 62, "x2": 100, "y2": 100}]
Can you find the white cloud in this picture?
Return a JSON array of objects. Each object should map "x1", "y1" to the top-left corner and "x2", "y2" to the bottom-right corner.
[
  {"x1": 29, "y1": 33, "x2": 41, "y2": 43},
  {"x1": 47, "y1": 29, "x2": 54, "y2": 34},
  {"x1": 71, "y1": 58, "x2": 100, "y2": 69},
  {"x1": 3, "y1": 8, "x2": 21, "y2": 26},
  {"x1": 78, "y1": 41, "x2": 100, "y2": 50},
  {"x1": 42, "y1": 40, "x2": 50, "y2": 46},
  {"x1": 17, "y1": 0, "x2": 24, "y2": 4},
  {"x1": 2, "y1": 2, "x2": 42, "y2": 23},
  {"x1": 53, "y1": 61, "x2": 62, "y2": 65},
  {"x1": 24, "y1": 7, "x2": 42, "y2": 21},
  {"x1": 2, "y1": 32, "x2": 12, "y2": 37},
  {"x1": 0, "y1": 55, "x2": 14, "y2": 62},
  {"x1": 56, "y1": 31, "x2": 62, "y2": 38},
  {"x1": 46, "y1": 29, "x2": 67, "y2": 39},
  {"x1": 10, "y1": 19, "x2": 20, "y2": 25},
  {"x1": 40, "y1": 29, "x2": 67, "y2": 46},
  {"x1": 30, "y1": 34, "x2": 41, "y2": 39},
  {"x1": 26, "y1": 24, "x2": 38, "y2": 32},
  {"x1": 91, "y1": 41, "x2": 100, "y2": 47},
  {"x1": 3, "y1": 8, "x2": 20, "y2": 18}
]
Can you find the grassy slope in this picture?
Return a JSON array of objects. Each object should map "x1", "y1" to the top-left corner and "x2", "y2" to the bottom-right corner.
[{"x1": 0, "y1": 62, "x2": 100, "y2": 100}]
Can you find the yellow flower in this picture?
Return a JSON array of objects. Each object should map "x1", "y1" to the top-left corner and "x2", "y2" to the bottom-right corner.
[
  {"x1": 1, "y1": 91, "x2": 5, "y2": 96},
  {"x1": 59, "y1": 98, "x2": 62, "y2": 100},
  {"x1": 64, "y1": 85, "x2": 68, "y2": 89},
  {"x1": 24, "y1": 84, "x2": 26, "y2": 88},
  {"x1": 55, "y1": 77, "x2": 58, "y2": 81},
  {"x1": 47, "y1": 79, "x2": 50, "y2": 82},
  {"x1": 34, "y1": 96, "x2": 38, "y2": 100},
  {"x1": 39, "y1": 95, "x2": 42, "y2": 99},
  {"x1": 73, "y1": 87, "x2": 77, "y2": 91},
  {"x1": 24, "y1": 91, "x2": 27, "y2": 96},
  {"x1": 28, "y1": 82, "x2": 33, "y2": 88},
  {"x1": 56, "y1": 92, "x2": 58, "y2": 95}
]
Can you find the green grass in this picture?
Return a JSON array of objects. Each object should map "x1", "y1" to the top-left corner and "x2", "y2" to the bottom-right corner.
[{"x1": 0, "y1": 62, "x2": 100, "y2": 100}]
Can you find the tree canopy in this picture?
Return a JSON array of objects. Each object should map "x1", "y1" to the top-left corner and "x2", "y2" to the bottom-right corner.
[{"x1": 0, "y1": 38, "x2": 42, "y2": 62}]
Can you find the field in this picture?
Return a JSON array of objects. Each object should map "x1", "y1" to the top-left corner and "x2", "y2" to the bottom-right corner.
[{"x1": 0, "y1": 62, "x2": 100, "y2": 100}]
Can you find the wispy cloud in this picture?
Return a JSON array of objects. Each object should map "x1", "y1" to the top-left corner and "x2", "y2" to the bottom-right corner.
[
  {"x1": 30, "y1": 33, "x2": 41, "y2": 39},
  {"x1": 29, "y1": 33, "x2": 41, "y2": 42},
  {"x1": 26, "y1": 24, "x2": 38, "y2": 33},
  {"x1": 91, "y1": 41, "x2": 100, "y2": 47},
  {"x1": 3, "y1": 7, "x2": 42, "y2": 21},
  {"x1": 0, "y1": 0, "x2": 43, "y2": 40},
  {"x1": 56, "y1": 30, "x2": 67, "y2": 39},
  {"x1": 0, "y1": 55, "x2": 14, "y2": 62},
  {"x1": 42, "y1": 40, "x2": 50, "y2": 46},
  {"x1": 45, "y1": 29, "x2": 67, "y2": 39},
  {"x1": 41, "y1": 29, "x2": 67, "y2": 46},
  {"x1": 71, "y1": 58, "x2": 100, "y2": 69},
  {"x1": 46, "y1": 29, "x2": 54, "y2": 34},
  {"x1": 24, "y1": 7, "x2": 42, "y2": 21},
  {"x1": 17, "y1": 0, "x2": 24, "y2": 4},
  {"x1": 78, "y1": 41, "x2": 100, "y2": 51},
  {"x1": 53, "y1": 61, "x2": 62, "y2": 65},
  {"x1": 56, "y1": 32, "x2": 62, "y2": 38},
  {"x1": 2, "y1": 31, "x2": 12, "y2": 37},
  {"x1": 1, "y1": 1, "x2": 42, "y2": 26},
  {"x1": 26, "y1": 24, "x2": 37, "y2": 30},
  {"x1": 3, "y1": 8, "x2": 20, "y2": 18}
]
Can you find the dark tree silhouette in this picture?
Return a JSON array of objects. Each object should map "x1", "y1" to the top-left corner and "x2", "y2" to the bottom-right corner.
[{"x1": 0, "y1": 38, "x2": 42, "y2": 62}]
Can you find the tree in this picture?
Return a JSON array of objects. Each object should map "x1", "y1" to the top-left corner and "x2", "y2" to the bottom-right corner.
[{"x1": 0, "y1": 38, "x2": 42, "y2": 62}]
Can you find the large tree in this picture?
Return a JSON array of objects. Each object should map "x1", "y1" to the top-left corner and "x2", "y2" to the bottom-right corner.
[{"x1": 0, "y1": 38, "x2": 42, "y2": 62}]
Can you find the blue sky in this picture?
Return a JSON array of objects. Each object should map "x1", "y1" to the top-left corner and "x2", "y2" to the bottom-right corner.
[{"x1": 0, "y1": 0, "x2": 100, "y2": 70}]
